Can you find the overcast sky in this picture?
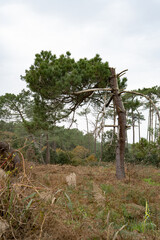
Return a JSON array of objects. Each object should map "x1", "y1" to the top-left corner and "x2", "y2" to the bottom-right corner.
[
  {"x1": 1, "y1": 0, "x2": 160, "y2": 95},
  {"x1": 0, "y1": 0, "x2": 160, "y2": 141}
]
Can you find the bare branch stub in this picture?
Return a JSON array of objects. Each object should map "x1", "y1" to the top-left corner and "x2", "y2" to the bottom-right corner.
[
  {"x1": 105, "y1": 125, "x2": 118, "y2": 127},
  {"x1": 117, "y1": 69, "x2": 128, "y2": 78},
  {"x1": 105, "y1": 95, "x2": 114, "y2": 108}
]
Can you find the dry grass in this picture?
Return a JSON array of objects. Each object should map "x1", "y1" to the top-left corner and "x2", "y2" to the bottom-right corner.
[{"x1": 0, "y1": 160, "x2": 160, "y2": 239}]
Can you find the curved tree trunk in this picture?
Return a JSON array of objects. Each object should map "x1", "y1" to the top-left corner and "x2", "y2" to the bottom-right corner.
[{"x1": 109, "y1": 68, "x2": 126, "y2": 179}]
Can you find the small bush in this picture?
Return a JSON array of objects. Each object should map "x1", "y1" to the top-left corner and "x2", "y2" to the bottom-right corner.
[
  {"x1": 86, "y1": 154, "x2": 97, "y2": 162},
  {"x1": 50, "y1": 150, "x2": 71, "y2": 165},
  {"x1": 71, "y1": 145, "x2": 89, "y2": 159},
  {"x1": 70, "y1": 156, "x2": 83, "y2": 166}
]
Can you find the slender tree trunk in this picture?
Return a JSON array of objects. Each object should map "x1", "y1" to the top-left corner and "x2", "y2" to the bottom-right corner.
[
  {"x1": 149, "y1": 103, "x2": 152, "y2": 142},
  {"x1": 113, "y1": 103, "x2": 116, "y2": 135},
  {"x1": 109, "y1": 68, "x2": 126, "y2": 179},
  {"x1": 31, "y1": 134, "x2": 45, "y2": 164},
  {"x1": 126, "y1": 111, "x2": 128, "y2": 147},
  {"x1": 151, "y1": 104, "x2": 153, "y2": 142},
  {"x1": 94, "y1": 112, "x2": 100, "y2": 155},
  {"x1": 45, "y1": 133, "x2": 50, "y2": 164},
  {"x1": 111, "y1": 103, "x2": 116, "y2": 144},
  {"x1": 120, "y1": 90, "x2": 160, "y2": 139},
  {"x1": 158, "y1": 115, "x2": 160, "y2": 138},
  {"x1": 100, "y1": 134, "x2": 103, "y2": 162},
  {"x1": 85, "y1": 114, "x2": 89, "y2": 134},
  {"x1": 126, "y1": 128, "x2": 128, "y2": 149},
  {"x1": 131, "y1": 96, "x2": 135, "y2": 145},
  {"x1": 152, "y1": 106, "x2": 154, "y2": 141},
  {"x1": 94, "y1": 120, "x2": 98, "y2": 155},
  {"x1": 133, "y1": 121, "x2": 135, "y2": 144},
  {"x1": 138, "y1": 114, "x2": 141, "y2": 142},
  {"x1": 132, "y1": 116, "x2": 135, "y2": 144},
  {"x1": 100, "y1": 94, "x2": 107, "y2": 161},
  {"x1": 85, "y1": 112, "x2": 91, "y2": 151},
  {"x1": 52, "y1": 140, "x2": 56, "y2": 151},
  {"x1": 155, "y1": 114, "x2": 157, "y2": 141},
  {"x1": 147, "y1": 114, "x2": 150, "y2": 141},
  {"x1": 94, "y1": 132, "x2": 97, "y2": 155}
]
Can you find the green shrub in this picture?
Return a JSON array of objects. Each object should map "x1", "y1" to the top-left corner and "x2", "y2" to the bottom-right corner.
[
  {"x1": 127, "y1": 138, "x2": 160, "y2": 167},
  {"x1": 71, "y1": 145, "x2": 90, "y2": 159},
  {"x1": 86, "y1": 154, "x2": 97, "y2": 162},
  {"x1": 50, "y1": 150, "x2": 71, "y2": 165},
  {"x1": 71, "y1": 156, "x2": 84, "y2": 166}
]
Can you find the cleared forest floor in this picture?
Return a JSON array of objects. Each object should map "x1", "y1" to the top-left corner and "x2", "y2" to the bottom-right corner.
[{"x1": 0, "y1": 162, "x2": 160, "y2": 239}]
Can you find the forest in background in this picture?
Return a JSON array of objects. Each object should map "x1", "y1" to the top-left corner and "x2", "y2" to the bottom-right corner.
[{"x1": 0, "y1": 116, "x2": 160, "y2": 168}]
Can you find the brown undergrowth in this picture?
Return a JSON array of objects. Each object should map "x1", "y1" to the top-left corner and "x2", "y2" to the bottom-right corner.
[{"x1": 0, "y1": 161, "x2": 160, "y2": 240}]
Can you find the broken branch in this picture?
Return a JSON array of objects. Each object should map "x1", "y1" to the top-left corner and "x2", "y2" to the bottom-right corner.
[{"x1": 74, "y1": 88, "x2": 112, "y2": 94}]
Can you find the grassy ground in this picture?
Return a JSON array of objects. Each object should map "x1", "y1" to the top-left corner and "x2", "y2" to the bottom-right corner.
[{"x1": 0, "y1": 161, "x2": 160, "y2": 239}]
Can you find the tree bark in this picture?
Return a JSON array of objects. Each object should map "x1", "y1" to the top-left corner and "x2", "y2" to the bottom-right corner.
[
  {"x1": 109, "y1": 68, "x2": 126, "y2": 179},
  {"x1": 111, "y1": 103, "x2": 116, "y2": 144}
]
